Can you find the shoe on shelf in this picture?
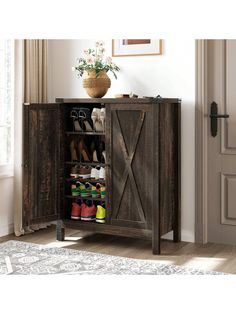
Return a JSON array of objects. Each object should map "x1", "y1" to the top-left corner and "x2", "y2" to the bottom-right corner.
[
  {"x1": 99, "y1": 167, "x2": 105, "y2": 180},
  {"x1": 90, "y1": 167, "x2": 100, "y2": 179},
  {"x1": 80, "y1": 182, "x2": 93, "y2": 197},
  {"x1": 98, "y1": 141, "x2": 105, "y2": 162},
  {"x1": 78, "y1": 138, "x2": 91, "y2": 162},
  {"x1": 70, "y1": 165, "x2": 80, "y2": 178},
  {"x1": 78, "y1": 166, "x2": 91, "y2": 179},
  {"x1": 71, "y1": 202, "x2": 81, "y2": 220},
  {"x1": 91, "y1": 183, "x2": 102, "y2": 198},
  {"x1": 78, "y1": 108, "x2": 93, "y2": 132},
  {"x1": 70, "y1": 109, "x2": 84, "y2": 132},
  {"x1": 100, "y1": 108, "x2": 106, "y2": 132},
  {"x1": 70, "y1": 165, "x2": 91, "y2": 178},
  {"x1": 91, "y1": 185, "x2": 99, "y2": 198},
  {"x1": 96, "y1": 204, "x2": 106, "y2": 223},
  {"x1": 70, "y1": 140, "x2": 79, "y2": 161},
  {"x1": 71, "y1": 180, "x2": 81, "y2": 196},
  {"x1": 101, "y1": 151, "x2": 106, "y2": 163},
  {"x1": 81, "y1": 201, "x2": 96, "y2": 221},
  {"x1": 92, "y1": 149, "x2": 99, "y2": 162},
  {"x1": 91, "y1": 108, "x2": 103, "y2": 132},
  {"x1": 100, "y1": 185, "x2": 106, "y2": 199}
]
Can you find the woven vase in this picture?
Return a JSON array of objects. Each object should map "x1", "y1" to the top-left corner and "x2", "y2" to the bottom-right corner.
[{"x1": 82, "y1": 70, "x2": 111, "y2": 98}]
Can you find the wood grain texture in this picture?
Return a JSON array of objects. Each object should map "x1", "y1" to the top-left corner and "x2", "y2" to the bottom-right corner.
[
  {"x1": 23, "y1": 98, "x2": 181, "y2": 255},
  {"x1": 55, "y1": 98, "x2": 180, "y2": 104},
  {"x1": 152, "y1": 104, "x2": 160, "y2": 254},
  {"x1": 109, "y1": 105, "x2": 151, "y2": 230},
  {"x1": 23, "y1": 104, "x2": 60, "y2": 226}
]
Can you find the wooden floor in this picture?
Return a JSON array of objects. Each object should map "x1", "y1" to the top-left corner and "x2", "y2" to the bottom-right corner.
[{"x1": 1, "y1": 225, "x2": 236, "y2": 274}]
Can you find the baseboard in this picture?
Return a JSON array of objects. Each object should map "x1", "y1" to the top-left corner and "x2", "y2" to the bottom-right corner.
[
  {"x1": 162, "y1": 230, "x2": 195, "y2": 243},
  {"x1": 0, "y1": 223, "x2": 14, "y2": 237}
]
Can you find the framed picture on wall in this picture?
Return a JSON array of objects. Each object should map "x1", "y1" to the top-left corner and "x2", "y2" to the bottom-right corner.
[{"x1": 112, "y1": 39, "x2": 163, "y2": 57}]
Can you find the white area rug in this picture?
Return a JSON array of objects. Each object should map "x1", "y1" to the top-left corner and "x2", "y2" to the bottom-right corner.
[{"x1": 0, "y1": 240, "x2": 225, "y2": 275}]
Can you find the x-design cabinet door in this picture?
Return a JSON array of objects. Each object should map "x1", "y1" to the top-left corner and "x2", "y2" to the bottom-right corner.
[{"x1": 105, "y1": 103, "x2": 155, "y2": 231}]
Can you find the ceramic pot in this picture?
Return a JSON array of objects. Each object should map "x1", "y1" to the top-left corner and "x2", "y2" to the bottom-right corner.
[{"x1": 82, "y1": 70, "x2": 111, "y2": 98}]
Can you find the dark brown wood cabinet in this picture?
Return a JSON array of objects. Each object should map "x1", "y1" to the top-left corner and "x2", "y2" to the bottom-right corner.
[{"x1": 23, "y1": 97, "x2": 181, "y2": 254}]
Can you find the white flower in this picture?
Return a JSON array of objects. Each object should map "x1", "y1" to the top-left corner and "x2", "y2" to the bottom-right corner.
[
  {"x1": 99, "y1": 47, "x2": 105, "y2": 54},
  {"x1": 106, "y1": 56, "x2": 112, "y2": 64},
  {"x1": 83, "y1": 49, "x2": 89, "y2": 55},
  {"x1": 71, "y1": 66, "x2": 76, "y2": 71},
  {"x1": 86, "y1": 57, "x2": 95, "y2": 64},
  {"x1": 96, "y1": 40, "x2": 104, "y2": 47},
  {"x1": 95, "y1": 55, "x2": 102, "y2": 61}
]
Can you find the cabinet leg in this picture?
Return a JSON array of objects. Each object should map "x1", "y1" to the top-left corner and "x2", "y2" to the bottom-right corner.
[
  {"x1": 173, "y1": 205, "x2": 181, "y2": 242},
  {"x1": 173, "y1": 226, "x2": 181, "y2": 243},
  {"x1": 56, "y1": 220, "x2": 65, "y2": 241},
  {"x1": 152, "y1": 233, "x2": 161, "y2": 255}
]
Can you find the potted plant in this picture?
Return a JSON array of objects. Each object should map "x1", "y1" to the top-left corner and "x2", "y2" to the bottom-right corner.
[{"x1": 72, "y1": 41, "x2": 120, "y2": 98}]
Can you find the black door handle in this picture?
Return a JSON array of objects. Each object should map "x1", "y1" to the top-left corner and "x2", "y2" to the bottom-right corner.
[
  {"x1": 210, "y1": 102, "x2": 229, "y2": 137},
  {"x1": 209, "y1": 114, "x2": 229, "y2": 118}
]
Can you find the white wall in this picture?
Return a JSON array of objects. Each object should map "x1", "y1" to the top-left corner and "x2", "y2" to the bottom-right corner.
[
  {"x1": 48, "y1": 39, "x2": 195, "y2": 242},
  {"x1": 0, "y1": 177, "x2": 14, "y2": 236}
]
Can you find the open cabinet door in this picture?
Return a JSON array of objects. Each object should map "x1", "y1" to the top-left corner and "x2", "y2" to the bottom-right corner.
[{"x1": 23, "y1": 103, "x2": 61, "y2": 227}]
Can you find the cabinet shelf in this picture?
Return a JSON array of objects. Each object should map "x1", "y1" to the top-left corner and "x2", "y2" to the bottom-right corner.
[
  {"x1": 69, "y1": 219, "x2": 101, "y2": 224},
  {"x1": 66, "y1": 177, "x2": 105, "y2": 184},
  {"x1": 65, "y1": 161, "x2": 107, "y2": 167},
  {"x1": 65, "y1": 195, "x2": 106, "y2": 202},
  {"x1": 66, "y1": 131, "x2": 105, "y2": 136}
]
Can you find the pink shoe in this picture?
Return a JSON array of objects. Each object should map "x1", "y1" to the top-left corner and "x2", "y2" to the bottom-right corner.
[
  {"x1": 81, "y1": 202, "x2": 96, "y2": 221},
  {"x1": 71, "y1": 202, "x2": 81, "y2": 220}
]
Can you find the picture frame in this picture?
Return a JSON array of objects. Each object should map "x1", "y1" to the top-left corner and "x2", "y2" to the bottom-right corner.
[{"x1": 112, "y1": 39, "x2": 163, "y2": 57}]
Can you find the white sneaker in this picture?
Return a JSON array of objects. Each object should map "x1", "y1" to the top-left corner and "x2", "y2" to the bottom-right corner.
[
  {"x1": 99, "y1": 167, "x2": 105, "y2": 180},
  {"x1": 91, "y1": 167, "x2": 100, "y2": 179}
]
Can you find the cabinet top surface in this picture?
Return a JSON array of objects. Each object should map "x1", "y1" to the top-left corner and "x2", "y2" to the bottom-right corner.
[{"x1": 55, "y1": 97, "x2": 181, "y2": 104}]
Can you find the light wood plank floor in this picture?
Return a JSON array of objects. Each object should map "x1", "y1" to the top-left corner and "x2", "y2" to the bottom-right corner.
[{"x1": 1, "y1": 225, "x2": 236, "y2": 274}]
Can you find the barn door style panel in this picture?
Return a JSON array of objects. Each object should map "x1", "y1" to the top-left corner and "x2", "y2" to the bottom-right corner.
[
  {"x1": 23, "y1": 103, "x2": 61, "y2": 226},
  {"x1": 106, "y1": 103, "x2": 154, "y2": 230}
]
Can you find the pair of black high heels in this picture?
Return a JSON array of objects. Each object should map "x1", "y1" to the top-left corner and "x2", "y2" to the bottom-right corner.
[
  {"x1": 70, "y1": 108, "x2": 93, "y2": 132},
  {"x1": 90, "y1": 140, "x2": 106, "y2": 163}
]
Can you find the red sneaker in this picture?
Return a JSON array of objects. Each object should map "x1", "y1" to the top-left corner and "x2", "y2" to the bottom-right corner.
[
  {"x1": 71, "y1": 202, "x2": 81, "y2": 220},
  {"x1": 81, "y1": 202, "x2": 96, "y2": 221}
]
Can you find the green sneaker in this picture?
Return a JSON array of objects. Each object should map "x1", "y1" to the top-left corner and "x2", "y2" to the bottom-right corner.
[
  {"x1": 100, "y1": 185, "x2": 106, "y2": 199},
  {"x1": 80, "y1": 182, "x2": 92, "y2": 197},
  {"x1": 92, "y1": 184, "x2": 100, "y2": 198},
  {"x1": 96, "y1": 204, "x2": 106, "y2": 223},
  {"x1": 71, "y1": 180, "x2": 81, "y2": 196}
]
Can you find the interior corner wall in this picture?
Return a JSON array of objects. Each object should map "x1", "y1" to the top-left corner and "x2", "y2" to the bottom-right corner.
[
  {"x1": 48, "y1": 39, "x2": 195, "y2": 243},
  {"x1": 0, "y1": 177, "x2": 14, "y2": 237}
]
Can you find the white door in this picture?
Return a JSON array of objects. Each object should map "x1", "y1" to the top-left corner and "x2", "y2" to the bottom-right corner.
[{"x1": 207, "y1": 40, "x2": 236, "y2": 245}]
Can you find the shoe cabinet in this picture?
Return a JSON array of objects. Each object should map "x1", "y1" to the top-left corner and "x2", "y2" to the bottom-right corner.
[{"x1": 23, "y1": 97, "x2": 181, "y2": 254}]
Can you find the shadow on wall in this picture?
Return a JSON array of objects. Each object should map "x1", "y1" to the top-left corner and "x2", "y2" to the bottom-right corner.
[{"x1": 106, "y1": 72, "x2": 150, "y2": 97}]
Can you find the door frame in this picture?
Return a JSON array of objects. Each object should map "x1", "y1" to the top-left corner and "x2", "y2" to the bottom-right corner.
[{"x1": 195, "y1": 40, "x2": 208, "y2": 244}]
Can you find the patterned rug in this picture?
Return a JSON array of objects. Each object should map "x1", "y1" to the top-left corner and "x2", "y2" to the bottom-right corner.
[{"x1": 0, "y1": 240, "x2": 224, "y2": 275}]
